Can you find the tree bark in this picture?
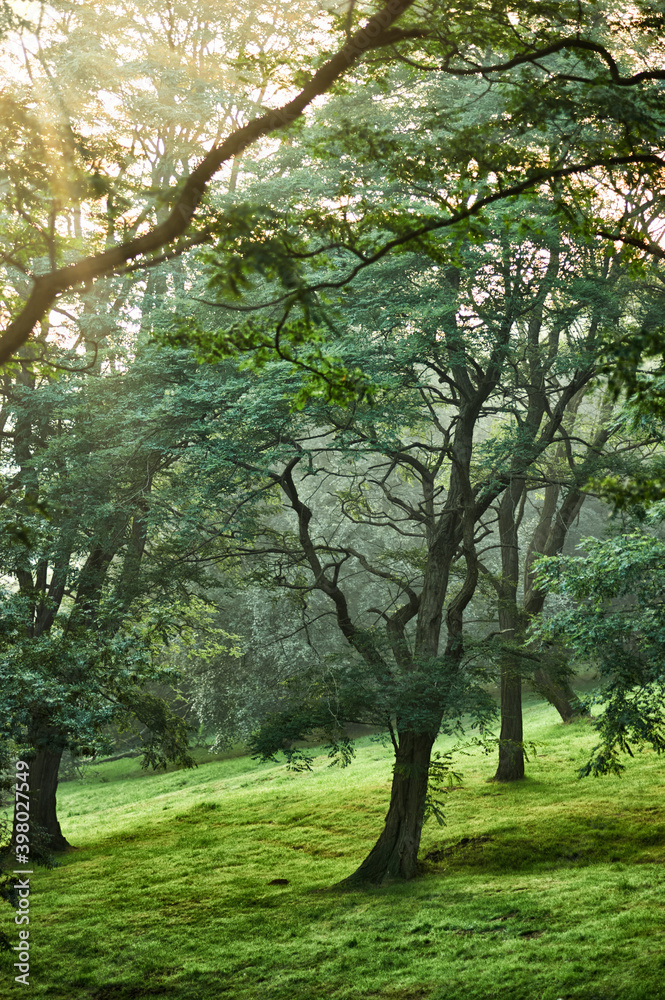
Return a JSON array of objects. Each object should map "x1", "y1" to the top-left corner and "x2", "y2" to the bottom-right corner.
[
  {"x1": 15, "y1": 729, "x2": 72, "y2": 853},
  {"x1": 530, "y1": 665, "x2": 580, "y2": 722},
  {"x1": 338, "y1": 729, "x2": 437, "y2": 886},
  {"x1": 492, "y1": 478, "x2": 526, "y2": 781},
  {"x1": 532, "y1": 660, "x2": 583, "y2": 723},
  {"x1": 494, "y1": 655, "x2": 525, "y2": 781}
]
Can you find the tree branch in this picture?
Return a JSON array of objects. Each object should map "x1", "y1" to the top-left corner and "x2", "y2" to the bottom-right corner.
[{"x1": 0, "y1": 0, "x2": 419, "y2": 365}]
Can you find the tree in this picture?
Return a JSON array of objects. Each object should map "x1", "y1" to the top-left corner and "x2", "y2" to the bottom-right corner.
[
  {"x1": 183, "y1": 31, "x2": 665, "y2": 786},
  {"x1": 478, "y1": 388, "x2": 654, "y2": 780},
  {"x1": 0, "y1": 342, "x2": 240, "y2": 849},
  {"x1": 187, "y1": 195, "x2": 639, "y2": 884},
  {"x1": 591, "y1": 282, "x2": 665, "y2": 508},
  {"x1": 1, "y1": 0, "x2": 663, "y2": 881},
  {"x1": 532, "y1": 518, "x2": 665, "y2": 776},
  {"x1": 0, "y1": 0, "x2": 330, "y2": 366}
]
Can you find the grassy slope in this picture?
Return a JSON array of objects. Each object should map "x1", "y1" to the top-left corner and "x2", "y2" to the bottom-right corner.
[{"x1": 2, "y1": 698, "x2": 665, "y2": 1000}]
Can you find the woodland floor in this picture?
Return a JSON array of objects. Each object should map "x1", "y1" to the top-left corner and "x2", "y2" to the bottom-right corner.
[{"x1": 2, "y1": 696, "x2": 665, "y2": 1000}]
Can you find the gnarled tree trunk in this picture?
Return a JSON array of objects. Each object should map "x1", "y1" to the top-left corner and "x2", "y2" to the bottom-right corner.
[
  {"x1": 338, "y1": 729, "x2": 437, "y2": 886},
  {"x1": 16, "y1": 725, "x2": 72, "y2": 853},
  {"x1": 532, "y1": 660, "x2": 583, "y2": 723}
]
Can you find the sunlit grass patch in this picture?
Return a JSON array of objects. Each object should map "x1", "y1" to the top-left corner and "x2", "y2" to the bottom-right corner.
[{"x1": 2, "y1": 698, "x2": 665, "y2": 999}]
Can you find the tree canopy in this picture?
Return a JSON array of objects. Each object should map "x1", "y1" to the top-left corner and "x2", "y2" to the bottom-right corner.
[{"x1": 0, "y1": 0, "x2": 664, "y2": 365}]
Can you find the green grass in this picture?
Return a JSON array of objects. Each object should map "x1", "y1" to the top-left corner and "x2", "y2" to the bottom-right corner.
[{"x1": 3, "y1": 697, "x2": 665, "y2": 1000}]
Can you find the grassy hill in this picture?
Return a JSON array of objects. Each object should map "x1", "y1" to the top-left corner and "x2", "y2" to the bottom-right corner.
[{"x1": 2, "y1": 697, "x2": 665, "y2": 1000}]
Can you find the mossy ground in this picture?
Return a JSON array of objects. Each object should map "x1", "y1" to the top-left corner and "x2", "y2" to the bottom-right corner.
[{"x1": 2, "y1": 697, "x2": 665, "y2": 1000}]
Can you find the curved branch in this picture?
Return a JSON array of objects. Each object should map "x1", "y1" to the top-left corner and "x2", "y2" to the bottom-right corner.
[
  {"x1": 442, "y1": 38, "x2": 665, "y2": 87},
  {"x1": 0, "y1": 0, "x2": 419, "y2": 365}
]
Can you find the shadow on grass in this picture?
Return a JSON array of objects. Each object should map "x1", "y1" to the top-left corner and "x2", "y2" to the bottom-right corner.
[{"x1": 421, "y1": 805, "x2": 665, "y2": 875}]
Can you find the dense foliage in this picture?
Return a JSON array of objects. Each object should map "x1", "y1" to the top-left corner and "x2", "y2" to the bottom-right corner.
[{"x1": 533, "y1": 520, "x2": 665, "y2": 776}]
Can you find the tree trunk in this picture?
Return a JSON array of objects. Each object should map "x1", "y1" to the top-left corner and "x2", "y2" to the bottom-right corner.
[
  {"x1": 493, "y1": 478, "x2": 526, "y2": 782},
  {"x1": 521, "y1": 415, "x2": 611, "y2": 724},
  {"x1": 532, "y1": 663, "x2": 584, "y2": 723},
  {"x1": 493, "y1": 655, "x2": 524, "y2": 781},
  {"x1": 338, "y1": 730, "x2": 436, "y2": 886},
  {"x1": 15, "y1": 730, "x2": 72, "y2": 853}
]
